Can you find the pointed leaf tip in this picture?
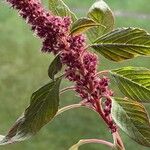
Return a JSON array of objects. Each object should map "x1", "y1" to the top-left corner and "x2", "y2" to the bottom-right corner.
[
  {"x1": 49, "y1": 0, "x2": 77, "y2": 22},
  {"x1": 0, "y1": 78, "x2": 62, "y2": 145},
  {"x1": 48, "y1": 55, "x2": 62, "y2": 80},
  {"x1": 87, "y1": 0, "x2": 114, "y2": 42},
  {"x1": 70, "y1": 17, "x2": 104, "y2": 36}
]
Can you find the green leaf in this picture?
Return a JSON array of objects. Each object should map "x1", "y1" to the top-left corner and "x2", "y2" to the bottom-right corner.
[
  {"x1": 110, "y1": 67, "x2": 150, "y2": 103},
  {"x1": 0, "y1": 78, "x2": 62, "y2": 145},
  {"x1": 48, "y1": 55, "x2": 62, "y2": 80},
  {"x1": 70, "y1": 17, "x2": 103, "y2": 36},
  {"x1": 87, "y1": 0, "x2": 114, "y2": 42},
  {"x1": 91, "y1": 28, "x2": 150, "y2": 61},
  {"x1": 49, "y1": 0, "x2": 77, "y2": 22},
  {"x1": 112, "y1": 97, "x2": 150, "y2": 147}
]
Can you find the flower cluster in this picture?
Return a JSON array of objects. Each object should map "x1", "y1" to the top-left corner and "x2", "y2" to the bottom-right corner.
[
  {"x1": 7, "y1": 0, "x2": 116, "y2": 132},
  {"x1": 7, "y1": 0, "x2": 71, "y2": 54}
]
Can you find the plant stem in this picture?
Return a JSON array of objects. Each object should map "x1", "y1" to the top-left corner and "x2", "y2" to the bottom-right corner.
[
  {"x1": 95, "y1": 70, "x2": 110, "y2": 76},
  {"x1": 59, "y1": 86, "x2": 75, "y2": 95},
  {"x1": 95, "y1": 100, "x2": 111, "y2": 129},
  {"x1": 56, "y1": 102, "x2": 96, "y2": 116},
  {"x1": 75, "y1": 139, "x2": 114, "y2": 148},
  {"x1": 56, "y1": 104, "x2": 82, "y2": 116},
  {"x1": 57, "y1": 102, "x2": 125, "y2": 149},
  {"x1": 95, "y1": 99, "x2": 125, "y2": 150},
  {"x1": 113, "y1": 132, "x2": 126, "y2": 150}
]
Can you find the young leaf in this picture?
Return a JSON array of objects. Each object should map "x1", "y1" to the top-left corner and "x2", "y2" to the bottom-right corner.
[
  {"x1": 87, "y1": 0, "x2": 114, "y2": 42},
  {"x1": 48, "y1": 55, "x2": 62, "y2": 80},
  {"x1": 70, "y1": 18, "x2": 103, "y2": 36},
  {"x1": 110, "y1": 67, "x2": 150, "y2": 103},
  {"x1": 0, "y1": 78, "x2": 62, "y2": 145},
  {"x1": 112, "y1": 97, "x2": 150, "y2": 147},
  {"x1": 91, "y1": 28, "x2": 150, "y2": 61},
  {"x1": 49, "y1": 0, "x2": 77, "y2": 22}
]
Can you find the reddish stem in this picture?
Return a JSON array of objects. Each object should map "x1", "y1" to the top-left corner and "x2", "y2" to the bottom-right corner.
[
  {"x1": 94, "y1": 99, "x2": 125, "y2": 149},
  {"x1": 113, "y1": 132, "x2": 126, "y2": 150},
  {"x1": 95, "y1": 99, "x2": 110, "y2": 129},
  {"x1": 76, "y1": 138, "x2": 114, "y2": 148}
]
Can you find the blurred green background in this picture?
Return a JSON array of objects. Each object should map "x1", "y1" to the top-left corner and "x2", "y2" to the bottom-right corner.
[{"x1": 0, "y1": 0, "x2": 150, "y2": 150}]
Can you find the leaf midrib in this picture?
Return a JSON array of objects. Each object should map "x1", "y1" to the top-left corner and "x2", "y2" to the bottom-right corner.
[
  {"x1": 92, "y1": 43, "x2": 150, "y2": 48},
  {"x1": 114, "y1": 100, "x2": 150, "y2": 145},
  {"x1": 112, "y1": 71, "x2": 150, "y2": 92}
]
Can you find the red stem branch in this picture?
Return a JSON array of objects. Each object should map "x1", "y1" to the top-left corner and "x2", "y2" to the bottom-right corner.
[
  {"x1": 95, "y1": 100, "x2": 111, "y2": 129},
  {"x1": 94, "y1": 99, "x2": 125, "y2": 150}
]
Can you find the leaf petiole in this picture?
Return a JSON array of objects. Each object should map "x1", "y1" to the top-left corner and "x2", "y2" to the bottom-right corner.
[
  {"x1": 59, "y1": 86, "x2": 76, "y2": 95},
  {"x1": 56, "y1": 104, "x2": 82, "y2": 116},
  {"x1": 95, "y1": 70, "x2": 110, "y2": 76}
]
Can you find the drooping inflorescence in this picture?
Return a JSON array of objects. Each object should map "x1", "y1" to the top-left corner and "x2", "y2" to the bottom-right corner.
[
  {"x1": 7, "y1": 0, "x2": 71, "y2": 54},
  {"x1": 7, "y1": 0, "x2": 116, "y2": 132}
]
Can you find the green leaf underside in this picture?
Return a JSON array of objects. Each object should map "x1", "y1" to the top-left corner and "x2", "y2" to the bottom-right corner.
[
  {"x1": 0, "y1": 78, "x2": 62, "y2": 145},
  {"x1": 70, "y1": 18, "x2": 102, "y2": 36},
  {"x1": 91, "y1": 28, "x2": 150, "y2": 61},
  {"x1": 112, "y1": 97, "x2": 150, "y2": 147},
  {"x1": 87, "y1": 0, "x2": 114, "y2": 42},
  {"x1": 48, "y1": 55, "x2": 62, "y2": 80},
  {"x1": 111, "y1": 67, "x2": 150, "y2": 103},
  {"x1": 49, "y1": 0, "x2": 77, "y2": 22}
]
